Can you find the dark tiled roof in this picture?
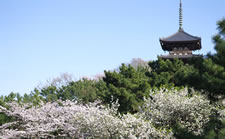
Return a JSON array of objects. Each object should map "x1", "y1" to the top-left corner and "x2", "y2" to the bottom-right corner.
[
  {"x1": 159, "y1": 29, "x2": 202, "y2": 51},
  {"x1": 160, "y1": 29, "x2": 201, "y2": 42}
]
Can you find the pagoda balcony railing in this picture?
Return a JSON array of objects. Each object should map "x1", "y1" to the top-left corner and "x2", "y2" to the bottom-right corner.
[{"x1": 169, "y1": 50, "x2": 192, "y2": 56}]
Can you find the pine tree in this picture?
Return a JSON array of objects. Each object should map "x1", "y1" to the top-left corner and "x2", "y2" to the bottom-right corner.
[
  {"x1": 201, "y1": 19, "x2": 225, "y2": 95},
  {"x1": 103, "y1": 64, "x2": 151, "y2": 113}
]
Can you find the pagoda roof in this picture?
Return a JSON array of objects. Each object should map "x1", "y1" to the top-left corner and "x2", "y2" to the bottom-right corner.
[
  {"x1": 160, "y1": 29, "x2": 201, "y2": 42},
  {"x1": 159, "y1": 29, "x2": 202, "y2": 51}
]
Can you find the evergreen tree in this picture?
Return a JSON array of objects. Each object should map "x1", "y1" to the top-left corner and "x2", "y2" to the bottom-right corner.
[
  {"x1": 57, "y1": 78, "x2": 101, "y2": 103},
  {"x1": 201, "y1": 19, "x2": 225, "y2": 95},
  {"x1": 147, "y1": 58, "x2": 200, "y2": 88},
  {"x1": 103, "y1": 64, "x2": 151, "y2": 113}
]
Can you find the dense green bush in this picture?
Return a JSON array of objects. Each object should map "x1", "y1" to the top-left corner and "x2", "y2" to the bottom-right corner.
[{"x1": 102, "y1": 64, "x2": 151, "y2": 113}]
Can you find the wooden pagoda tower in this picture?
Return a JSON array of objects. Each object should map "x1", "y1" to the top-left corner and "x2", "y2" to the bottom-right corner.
[{"x1": 159, "y1": 0, "x2": 202, "y2": 59}]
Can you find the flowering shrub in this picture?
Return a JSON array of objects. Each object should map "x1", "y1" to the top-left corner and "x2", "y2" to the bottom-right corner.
[
  {"x1": 1, "y1": 88, "x2": 223, "y2": 138},
  {"x1": 0, "y1": 101, "x2": 79, "y2": 138},
  {"x1": 140, "y1": 88, "x2": 213, "y2": 135},
  {"x1": 0, "y1": 100, "x2": 172, "y2": 138}
]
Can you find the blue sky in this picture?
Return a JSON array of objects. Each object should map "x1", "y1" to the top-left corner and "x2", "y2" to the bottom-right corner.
[{"x1": 0, "y1": 0, "x2": 225, "y2": 96}]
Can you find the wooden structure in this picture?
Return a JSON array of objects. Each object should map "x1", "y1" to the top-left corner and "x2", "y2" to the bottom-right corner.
[{"x1": 159, "y1": 0, "x2": 202, "y2": 59}]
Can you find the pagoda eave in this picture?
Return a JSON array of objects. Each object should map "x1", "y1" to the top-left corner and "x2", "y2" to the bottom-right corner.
[{"x1": 160, "y1": 40, "x2": 201, "y2": 51}]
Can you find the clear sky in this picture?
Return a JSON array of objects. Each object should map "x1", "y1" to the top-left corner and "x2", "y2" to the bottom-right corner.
[{"x1": 0, "y1": 0, "x2": 225, "y2": 96}]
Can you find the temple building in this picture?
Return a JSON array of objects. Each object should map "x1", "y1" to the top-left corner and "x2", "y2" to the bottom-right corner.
[{"x1": 159, "y1": 0, "x2": 202, "y2": 59}]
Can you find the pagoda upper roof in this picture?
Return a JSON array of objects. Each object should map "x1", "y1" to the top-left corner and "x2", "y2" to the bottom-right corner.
[
  {"x1": 160, "y1": 29, "x2": 201, "y2": 42},
  {"x1": 159, "y1": 29, "x2": 202, "y2": 51}
]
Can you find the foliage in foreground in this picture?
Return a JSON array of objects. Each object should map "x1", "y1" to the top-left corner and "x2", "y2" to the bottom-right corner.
[
  {"x1": 0, "y1": 88, "x2": 224, "y2": 138},
  {"x1": 141, "y1": 89, "x2": 212, "y2": 135},
  {"x1": 0, "y1": 100, "x2": 171, "y2": 138}
]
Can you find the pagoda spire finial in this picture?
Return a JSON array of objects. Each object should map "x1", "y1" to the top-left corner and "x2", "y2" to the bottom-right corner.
[{"x1": 179, "y1": 0, "x2": 183, "y2": 31}]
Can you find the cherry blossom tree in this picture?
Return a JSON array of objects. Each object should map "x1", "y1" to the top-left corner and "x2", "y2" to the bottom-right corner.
[
  {"x1": 141, "y1": 88, "x2": 213, "y2": 135},
  {"x1": 0, "y1": 100, "x2": 171, "y2": 138}
]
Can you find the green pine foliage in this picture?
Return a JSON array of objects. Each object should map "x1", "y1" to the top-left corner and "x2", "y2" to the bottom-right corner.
[
  {"x1": 147, "y1": 58, "x2": 200, "y2": 88},
  {"x1": 200, "y1": 19, "x2": 225, "y2": 96},
  {"x1": 39, "y1": 77, "x2": 106, "y2": 103},
  {"x1": 0, "y1": 113, "x2": 16, "y2": 126},
  {"x1": 57, "y1": 78, "x2": 103, "y2": 103},
  {"x1": 103, "y1": 64, "x2": 151, "y2": 113}
]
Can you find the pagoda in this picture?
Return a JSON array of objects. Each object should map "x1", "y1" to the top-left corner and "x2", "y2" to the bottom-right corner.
[{"x1": 159, "y1": 0, "x2": 202, "y2": 59}]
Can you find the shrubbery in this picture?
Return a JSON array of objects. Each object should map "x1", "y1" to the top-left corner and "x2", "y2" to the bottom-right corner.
[
  {"x1": 0, "y1": 88, "x2": 224, "y2": 138},
  {"x1": 141, "y1": 88, "x2": 212, "y2": 135},
  {"x1": 0, "y1": 99, "x2": 172, "y2": 138}
]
